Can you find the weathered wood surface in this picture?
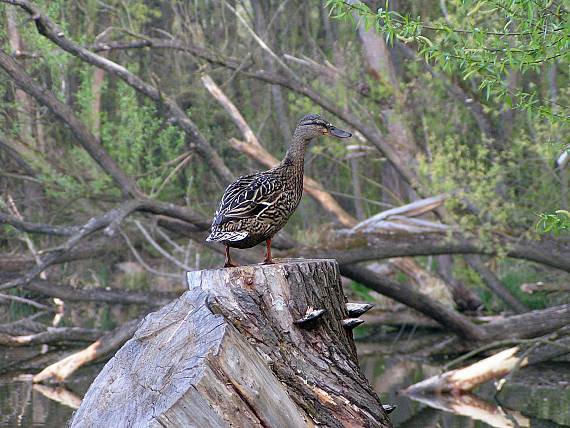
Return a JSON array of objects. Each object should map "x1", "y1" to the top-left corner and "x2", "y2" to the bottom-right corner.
[
  {"x1": 403, "y1": 325, "x2": 570, "y2": 394},
  {"x1": 70, "y1": 258, "x2": 391, "y2": 427}
]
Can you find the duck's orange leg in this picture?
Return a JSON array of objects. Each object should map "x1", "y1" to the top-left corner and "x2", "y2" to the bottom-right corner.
[
  {"x1": 263, "y1": 239, "x2": 274, "y2": 264},
  {"x1": 224, "y1": 245, "x2": 239, "y2": 268}
]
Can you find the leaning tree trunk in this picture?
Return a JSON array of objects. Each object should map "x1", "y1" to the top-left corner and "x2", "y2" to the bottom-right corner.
[{"x1": 70, "y1": 259, "x2": 392, "y2": 428}]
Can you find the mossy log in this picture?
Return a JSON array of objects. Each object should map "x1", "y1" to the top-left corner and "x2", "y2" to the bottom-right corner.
[{"x1": 70, "y1": 258, "x2": 391, "y2": 427}]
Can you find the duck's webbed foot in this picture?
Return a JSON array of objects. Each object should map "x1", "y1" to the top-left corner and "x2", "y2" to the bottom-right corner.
[
  {"x1": 224, "y1": 246, "x2": 239, "y2": 268},
  {"x1": 262, "y1": 238, "x2": 274, "y2": 264}
]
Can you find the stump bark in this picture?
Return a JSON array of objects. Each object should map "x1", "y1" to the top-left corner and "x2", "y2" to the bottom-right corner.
[{"x1": 70, "y1": 259, "x2": 391, "y2": 427}]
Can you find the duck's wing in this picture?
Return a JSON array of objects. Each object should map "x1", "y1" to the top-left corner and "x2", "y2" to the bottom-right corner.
[{"x1": 212, "y1": 171, "x2": 284, "y2": 226}]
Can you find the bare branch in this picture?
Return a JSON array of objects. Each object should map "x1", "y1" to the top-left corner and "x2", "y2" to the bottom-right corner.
[
  {"x1": 0, "y1": 237, "x2": 126, "y2": 272},
  {"x1": 155, "y1": 226, "x2": 187, "y2": 254},
  {"x1": 33, "y1": 318, "x2": 141, "y2": 383},
  {"x1": 2, "y1": 0, "x2": 234, "y2": 184},
  {"x1": 86, "y1": 34, "x2": 423, "y2": 193},
  {"x1": 0, "y1": 47, "x2": 139, "y2": 197},
  {"x1": 223, "y1": 1, "x2": 300, "y2": 81},
  {"x1": 201, "y1": 74, "x2": 264, "y2": 150},
  {"x1": 133, "y1": 220, "x2": 193, "y2": 271},
  {"x1": 283, "y1": 54, "x2": 340, "y2": 81},
  {"x1": 120, "y1": 229, "x2": 183, "y2": 279},
  {"x1": 0, "y1": 200, "x2": 139, "y2": 290},
  {"x1": 0, "y1": 195, "x2": 210, "y2": 289},
  {"x1": 352, "y1": 193, "x2": 450, "y2": 232},
  {"x1": 0, "y1": 292, "x2": 55, "y2": 311},
  {"x1": 0, "y1": 327, "x2": 103, "y2": 347},
  {"x1": 201, "y1": 73, "x2": 357, "y2": 227},
  {"x1": 0, "y1": 211, "x2": 78, "y2": 236},
  {"x1": 24, "y1": 278, "x2": 176, "y2": 306}
]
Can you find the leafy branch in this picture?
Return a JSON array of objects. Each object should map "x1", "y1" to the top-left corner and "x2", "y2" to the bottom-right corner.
[
  {"x1": 327, "y1": 0, "x2": 569, "y2": 121},
  {"x1": 536, "y1": 210, "x2": 570, "y2": 234}
]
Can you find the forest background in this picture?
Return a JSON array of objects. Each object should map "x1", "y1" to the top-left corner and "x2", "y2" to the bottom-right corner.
[{"x1": 0, "y1": 0, "x2": 569, "y2": 406}]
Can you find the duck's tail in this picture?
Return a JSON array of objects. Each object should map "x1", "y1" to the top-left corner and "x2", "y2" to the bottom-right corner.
[{"x1": 206, "y1": 228, "x2": 249, "y2": 243}]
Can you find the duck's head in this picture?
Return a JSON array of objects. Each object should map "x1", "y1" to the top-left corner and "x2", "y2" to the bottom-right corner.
[{"x1": 294, "y1": 113, "x2": 352, "y2": 141}]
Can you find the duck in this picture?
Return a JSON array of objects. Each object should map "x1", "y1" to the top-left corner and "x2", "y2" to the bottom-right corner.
[{"x1": 206, "y1": 113, "x2": 352, "y2": 267}]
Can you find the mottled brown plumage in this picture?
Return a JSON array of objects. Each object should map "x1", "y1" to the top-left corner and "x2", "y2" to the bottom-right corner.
[{"x1": 206, "y1": 114, "x2": 351, "y2": 267}]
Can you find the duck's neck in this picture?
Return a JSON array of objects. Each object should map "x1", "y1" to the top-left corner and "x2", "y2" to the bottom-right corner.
[{"x1": 281, "y1": 132, "x2": 309, "y2": 169}]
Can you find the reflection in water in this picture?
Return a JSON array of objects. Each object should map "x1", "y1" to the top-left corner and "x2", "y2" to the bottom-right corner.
[
  {"x1": 33, "y1": 384, "x2": 82, "y2": 409},
  {"x1": 405, "y1": 392, "x2": 529, "y2": 428},
  {"x1": 0, "y1": 364, "x2": 101, "y2": 427},
  {"x1": 0, "y1": 379, "x2": 75, "y2": 427},
  {"x1": 1, "y1": 331, "x2": 570, "y2": 427},
  {"x1": 360, "y1": 346, "x2": 570, "y2": 428}
]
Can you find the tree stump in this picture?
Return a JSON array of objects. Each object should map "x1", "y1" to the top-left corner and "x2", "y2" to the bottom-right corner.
[{"x1": 70, "y1": 259, "x2": 392, "y2": 427}]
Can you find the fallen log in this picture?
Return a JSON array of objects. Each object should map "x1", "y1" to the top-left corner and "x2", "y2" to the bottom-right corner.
[
  {"x1": 290, "y1": 230, "x2": 570, "y2": 273},
  {"x1": 159, "y1": 216, "x2": 568, "y2": 344},
  {"x1": 25, "y1": 278, "x2": 177, "y2": 306},
  {"x1": 0, "y1": 327, "x2": 102, "y2": 347},
  {"x1": 340, "y1": 264, "x2": 486, "y2": 340},
  {"x1": 71, "y1": 259, "x2": 392, "y2": 427},
  {"x1": 361, "y1": 307, "x2": 441, "y2": 329},
  {"x1": 481, "y1": 303, "x2": 570, "y2": 341},
  {"x1": 32, "y1": 318, "x2": 141, "y2": 384},
  {"x1": 402, "y1": 326, "x2": 570, "y2": 394},
  {"x1": 343, "y1": 264, "x2": 570, "y2": 343}
]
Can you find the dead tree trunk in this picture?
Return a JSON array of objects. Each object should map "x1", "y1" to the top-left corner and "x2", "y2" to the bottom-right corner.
[
  {"x1": 403, "y1": 325, "x2": 570, "y2": 394},
  {"x1": 70, "y1": 259, "x2": 391, "y2": 428}
]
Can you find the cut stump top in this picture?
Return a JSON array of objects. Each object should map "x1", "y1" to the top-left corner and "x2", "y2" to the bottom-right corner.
[{"x1": 71, "y1": 258, "x2": 392, "y2": 428}]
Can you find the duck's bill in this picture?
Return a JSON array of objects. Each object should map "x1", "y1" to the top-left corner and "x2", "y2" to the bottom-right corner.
[{"x1": 329, "y1": 126, "x2": 352, "y2": 138}]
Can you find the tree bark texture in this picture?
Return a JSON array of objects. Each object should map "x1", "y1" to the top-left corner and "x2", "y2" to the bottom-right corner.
[{"x1": 71, "y1": 259, "x2": 392, "y2": 428}]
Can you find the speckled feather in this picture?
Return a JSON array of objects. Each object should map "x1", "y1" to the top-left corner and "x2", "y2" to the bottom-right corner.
[
  {"x1": 206, "y1": 113, "x2": 350, "y2": 251},
  {"x1": 206, "y1": 162, "x2": 304, "y2": 249}
]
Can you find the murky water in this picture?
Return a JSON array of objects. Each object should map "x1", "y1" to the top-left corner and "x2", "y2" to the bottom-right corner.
[
  {"x1": 362, "y1": 354, "x2": 570, "y2": 427},
  {"x1": 2, "y1": 353, "x2": 568, "y2": 427},
  {"x1": 0, "y1": 366, "x2": 98, "y2": 427},
  {"x1": 1, "y1": 327, "x2": 569, "y2": 427},
  {"x1": 1, "y1": 379, "x2": 75, "y2": 427}
]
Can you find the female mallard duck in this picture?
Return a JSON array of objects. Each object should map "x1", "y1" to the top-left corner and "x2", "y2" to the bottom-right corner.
[{"x1": 206, "y1": 113, "x2": 352, "y2": 267}]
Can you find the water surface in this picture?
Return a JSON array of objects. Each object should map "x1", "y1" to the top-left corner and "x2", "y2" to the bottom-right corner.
[{"x1": 1, "y1": 322, "x2": 569, "y2": 427}]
